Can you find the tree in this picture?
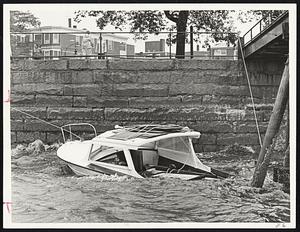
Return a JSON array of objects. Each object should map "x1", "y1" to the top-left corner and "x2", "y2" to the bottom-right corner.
[
  {"x1": 237, "y1": 10, "x2": 286, "y2": 24},
  {"x1": 10, "y1": 10, "x2": 41, "y2": 32},
  {"x1": 10, "y1": 11, "x2": 41, "y2": 57},
  {"x1": 74, "y1": 10, "x2": 237, "y2": 59}
]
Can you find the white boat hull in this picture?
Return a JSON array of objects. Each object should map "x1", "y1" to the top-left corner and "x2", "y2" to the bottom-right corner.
[
  {"x1": 66, "y1": 162, "x2": 206, "y2": 180},
  {"x1": 151, "y1": 172, "x2": 202, "y2": 180},
  {"x1": 68, "y1": 163, "x2": 101, "y2": 176}
]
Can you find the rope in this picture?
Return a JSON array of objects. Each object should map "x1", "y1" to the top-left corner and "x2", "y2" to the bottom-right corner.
[
  {"x1": 237, "y1": 37, "x2": 263, "y2": 147},
  {"x1": 11, "y1": 107, "x2": 82, "y2": 140}
]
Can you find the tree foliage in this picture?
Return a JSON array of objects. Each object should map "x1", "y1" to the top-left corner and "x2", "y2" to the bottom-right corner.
[
  {"x1": 74, "y1": 10, "x2": 237, "y2": 58},
  {"x1": 10, "y1": 10, "x2": 41, "y2": 32},
  {"x1": 237, "y1": 10, "x2": 287, "y2": 24},
  {"x1": 74, "y1": 10, "x2": 286, "y2": 58}
]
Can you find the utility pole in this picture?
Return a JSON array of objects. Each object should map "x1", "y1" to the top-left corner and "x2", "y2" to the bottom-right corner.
[
  {"x1": 190, "y1": 26, "x2": 193, "y2": 59},
  {"x1": 169, "y1": 30, "x2": 172, "y2": 59},
  {"x1": 251, "y1": 58, "x2": 289, "y2": 188}
]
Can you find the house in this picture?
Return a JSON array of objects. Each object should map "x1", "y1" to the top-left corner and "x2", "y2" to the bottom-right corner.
[
  {"x1": 28, "y1": 26, "x2": 86, "y2": 59},
  {"x1": 11, "y1": 22, "x2": 135, "y2": 59},
  {"x1": 144, "y1": 39, "x2": 166, "y2": 57},
  {"x1": 99, "y1": 33, "x2": 135, "y2": 58},
  {"x1": 209, "y1": 47, "x2": 236, "y2": 60}
]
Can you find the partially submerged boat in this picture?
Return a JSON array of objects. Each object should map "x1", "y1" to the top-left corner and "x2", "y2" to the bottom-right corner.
[{"x1": 57, "y1": 124, "x2": 230, "y2": 180}]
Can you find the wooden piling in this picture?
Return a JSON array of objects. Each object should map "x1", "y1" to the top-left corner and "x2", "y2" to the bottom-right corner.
[{"x1": 251, "y1": 58, "x2": 289, "y2": 188}]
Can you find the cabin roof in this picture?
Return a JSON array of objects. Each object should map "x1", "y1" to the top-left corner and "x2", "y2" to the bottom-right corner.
[
  {"x1": 108, "y1": 124, "x2": 189, "y2": 140},
  {"x1": 91, "y1": 124, "x2": 200, "y2": 149}
]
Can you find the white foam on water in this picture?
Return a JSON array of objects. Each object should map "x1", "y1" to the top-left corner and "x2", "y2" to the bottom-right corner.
[{"x1": 67, "y1": 173, "x2": 131, "y2": 182}]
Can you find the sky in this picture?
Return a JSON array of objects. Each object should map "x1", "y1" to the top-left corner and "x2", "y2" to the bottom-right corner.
[
  {"x1": 14, "y1": 4, "x2": 272, "y2": 34},
  {"x1": 27, "y1": 8, "x2": 252, "y2": 34},
  {"x1": 25, "y1": 6, "x2": 255, "y2": 34}
]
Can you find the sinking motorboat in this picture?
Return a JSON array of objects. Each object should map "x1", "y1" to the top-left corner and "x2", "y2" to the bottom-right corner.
[{"x1": 57, "y1": 124, "x2": 230, "y2": 180}]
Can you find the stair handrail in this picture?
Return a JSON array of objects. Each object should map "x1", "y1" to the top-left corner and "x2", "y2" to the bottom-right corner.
[{"x1": 242, "y1": 11, "x2": 288, "y2": 47}]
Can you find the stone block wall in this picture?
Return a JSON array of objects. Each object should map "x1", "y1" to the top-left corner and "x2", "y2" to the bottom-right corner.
[{"x1": 10, "y1": 59, "x2": 283, "y2": 152}]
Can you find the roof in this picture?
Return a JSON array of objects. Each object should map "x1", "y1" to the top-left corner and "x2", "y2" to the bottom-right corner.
[
  {"x1": 91, "y1": 124, "x2": 200, "y2": 149},
  {"x1": 26, "y1": 26, "x2": 129, "y2": 41},
  {"x1": 28, "y1": 26, "x2": 86, "y2": 33}
]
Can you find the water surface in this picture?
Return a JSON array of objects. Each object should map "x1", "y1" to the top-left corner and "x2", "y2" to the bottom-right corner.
[{"x1": 11, "y1": 145, "x2": 290, "y2": 223}]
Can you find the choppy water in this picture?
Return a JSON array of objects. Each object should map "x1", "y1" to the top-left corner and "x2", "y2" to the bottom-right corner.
[{"x1": 11, "y1": 144, "x2": 290, "y2": 223}]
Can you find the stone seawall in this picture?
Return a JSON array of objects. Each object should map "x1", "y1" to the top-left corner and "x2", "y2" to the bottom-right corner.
[{"x1": 10, "y1": 59, "x2": 283, "y2": 152}]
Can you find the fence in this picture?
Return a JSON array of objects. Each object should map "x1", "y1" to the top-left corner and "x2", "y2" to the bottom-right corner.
[{"x1": 10, "y1": 28, "x2": 238, "y2": 60}]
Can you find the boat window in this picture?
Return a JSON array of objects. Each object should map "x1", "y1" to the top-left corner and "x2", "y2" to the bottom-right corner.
[
  {"x1": 89, "y1": 145, "x2": 111, "y2": 160},
  {"x1": 97, "y1": 150, "x2": 127, "y2": 166},
  {"x1": 158, "y1": 137, "x2": 191, "y2": 153},
  {"x1": 130, "y1": 150, "x2": 144, "y2": 173}
]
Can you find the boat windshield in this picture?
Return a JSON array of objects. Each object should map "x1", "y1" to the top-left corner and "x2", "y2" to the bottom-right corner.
[
  {"x1": 158, "y1": 137, "x2": 191, "y2": 154},
  {"x1": 89, "y1": 145, "x2": 111, "y2": 160},
  {"x1": 157, "y1": 136, "x2": 196, "y2": 167}
]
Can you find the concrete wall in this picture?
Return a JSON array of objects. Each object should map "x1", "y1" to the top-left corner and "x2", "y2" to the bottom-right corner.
[{"x1": 10, "y1": 59, "x2": 283, "y2": 152}]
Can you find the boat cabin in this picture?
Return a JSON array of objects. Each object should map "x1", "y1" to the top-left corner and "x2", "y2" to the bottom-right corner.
[
  {"x1": 57, "y1": 124, "x2": 229, "y2": 179},
  {"x1": 86, "y1": 124, "x2": 212, "y2": 178}
]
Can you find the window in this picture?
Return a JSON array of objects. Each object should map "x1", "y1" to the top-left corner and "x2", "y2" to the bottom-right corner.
[
  {"x1": 75, "y1": 36, "x2": 81, "y2": 46},
  {"x1": 52, "y1": 50, "x2": 60, "y2": 60},
  {"x1": 25, "y1": 35, "x2": 32, "y2": 43},
  {"x1": 108, "y1": 40, "x2": 113, "y2": 50},
  {"x1": 158, "y1": 137, "x2": 191, "y2": 153},
  {"x1": 44, "y1": 34, "x2": 50, "y2": 44},
  {"x1": 34, "y1": 34, "x2": 42, "y2": 44},
  {"x1": 102, "y1": 42, "x2": 106, "y2": 52},
  {"x1": 44, "y1": 50, "x2": 50, "y2": 60},
  {"x1": 120, "y1": 42, "x2": 126, "y2": 51},
  {"x1": 96, "y1": 42, "x2": 100, "y2": 53},
  {"x1": 52, "y1": 34, "x2": 59, "y2": 44},
  {"x1": 157, "y1": 137, "x2": 194, "y2": 168},
  {"x1": 94, "y1": 38, "x2": 97, "y2": 49},
  {"x1": 97, "y1": 150, "x2": 127, "y2": 166}
]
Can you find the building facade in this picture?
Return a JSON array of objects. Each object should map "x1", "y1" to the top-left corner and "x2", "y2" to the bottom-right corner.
[
  {"x1": 143, "y1": 39, "x2": 166, "y2": 57},
  {"x1": 11, "y1": 25, "x2": 135, "y2": 59}
]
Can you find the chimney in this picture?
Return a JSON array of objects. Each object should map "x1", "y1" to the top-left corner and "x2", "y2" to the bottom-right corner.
[
  {"x1": 73, "y1": 25, "x2": 77, "y2": 29},
  {"x1": 68, "y1": 18, "x2": 72, "y2": 28}
]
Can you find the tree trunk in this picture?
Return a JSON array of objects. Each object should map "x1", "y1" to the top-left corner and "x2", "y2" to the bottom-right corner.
[
  {"x1": 175, "y1": 11, "x2": 188, "y2": 59},
  {"x1": 251, "y1": 58, "x2": 289, "y2": 188}
]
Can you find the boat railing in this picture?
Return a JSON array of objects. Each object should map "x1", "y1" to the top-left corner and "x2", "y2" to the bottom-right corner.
[{"x1": 60, "y1": 123, "x2": 97, "y2": 143}]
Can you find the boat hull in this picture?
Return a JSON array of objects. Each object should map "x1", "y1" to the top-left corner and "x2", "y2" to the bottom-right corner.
[
  {"x1": 60, "y1": 158, "x2": 132, "y2": 177},
  {"x1": 68, "y1": 163, "x2": 103, "y2": 176},
  {"x1": 67, "y1": 162, "x2": 207, "y2": 180}
]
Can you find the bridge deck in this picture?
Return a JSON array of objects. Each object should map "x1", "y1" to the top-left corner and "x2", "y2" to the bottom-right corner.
[{"x1": 242, "y1": 12, "x2": 289, "y2": 60}]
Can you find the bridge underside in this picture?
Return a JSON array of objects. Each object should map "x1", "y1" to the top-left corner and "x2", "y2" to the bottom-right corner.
[
  {"x1": 245, "y1": 36, "x2": 288, "y2": 61},
  {"x1": 243, "y1": 14, "x2": 288, "y2": 61}
]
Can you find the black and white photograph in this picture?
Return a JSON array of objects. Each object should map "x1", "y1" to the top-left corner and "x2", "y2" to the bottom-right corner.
[{"x1": 3, "y1": 3, "x2": 296, "y2": 228}]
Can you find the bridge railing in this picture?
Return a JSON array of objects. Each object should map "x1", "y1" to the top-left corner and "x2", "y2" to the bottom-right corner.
[
  {"x1": 242, "y1": 11, "x2": 288, "y2": 47},
  {"x1": 10, "y1": 29, "x2": 238, "y2": 60}
]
